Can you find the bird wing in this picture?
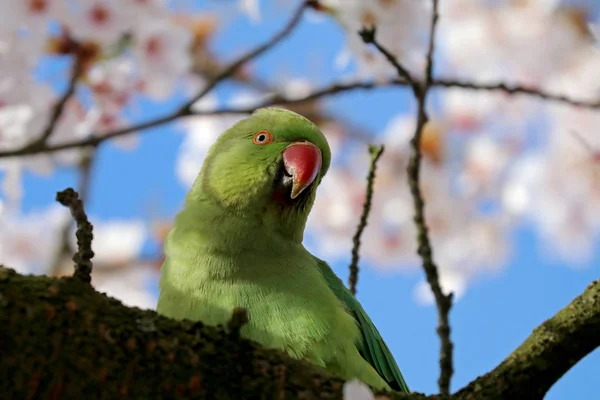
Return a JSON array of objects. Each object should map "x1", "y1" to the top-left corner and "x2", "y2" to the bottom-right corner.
[{"x1": 314, "y1": 257, "x2": 410, "y2": 392}]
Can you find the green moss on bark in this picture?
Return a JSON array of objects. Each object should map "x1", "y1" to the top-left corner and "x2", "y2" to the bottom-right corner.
[
  {"x1": 453, "y1": 279, "x2": 600, "y2": 400},
  {"x1": 0, "y1": 267, "x2": 419, "y2": 399},
  {"x1": 1, "y1": 267, "x2": 598, "y2": 399}
]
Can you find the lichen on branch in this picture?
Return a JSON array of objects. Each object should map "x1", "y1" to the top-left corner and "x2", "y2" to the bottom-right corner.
[
  {"x1": 1, "y1": 267, "x2": 598, "y2": 399},
  {"x1": 0, "y1": 266, "x2": 418, "y2": 400},
  {"x1": 55, "y1": 188, "x2": 95, "y2": 284}
]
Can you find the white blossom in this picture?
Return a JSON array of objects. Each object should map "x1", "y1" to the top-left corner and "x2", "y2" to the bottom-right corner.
[
  {"x1": 66, "y1": 0, "x2": 135, "y2": 44},
  {"x1": 133, "y1": 16, "x2": 193, "y2": 99}
]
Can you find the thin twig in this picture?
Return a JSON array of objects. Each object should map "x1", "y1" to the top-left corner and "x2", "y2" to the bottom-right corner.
[
  {"x1": 359, "y1": 27, "x2": 418, "y2": 95},
  {"x1": 55, "y1": 188, "x2": 94, "y2": 284},
  {"x1": 348, "y1": 145, "x2": 384, "y2": 296},
  {"x1": 361, "y1": 0, "x2": 453, "y2": 396},
  {"x1": 0, "y1": 1, "x2": 307, "y2": 159},
  {"x1": 431, "y1": 79, "x2": 600, "y2": 108},
  {"x1": 227, "y1": 307, "x2": 249, "y2": 339},
  {"x1": 26, "y1": 57, "x2": 83, "y2": 150},
  {"x1": 183, "y1": 1, "x2": 307, "y2": 110},
  {"x1": 49, "y1": 151, "x2": 96, "y2": 277}
]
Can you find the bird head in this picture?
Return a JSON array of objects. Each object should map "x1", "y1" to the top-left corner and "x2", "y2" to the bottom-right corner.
[{"x1": 191, "y1": 107, "x2": 331, "y2": 241}]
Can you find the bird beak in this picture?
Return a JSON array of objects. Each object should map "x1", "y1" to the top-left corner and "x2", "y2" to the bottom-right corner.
[{"x1": 282, "y1": 141, "x2": 322, "y2": 199}]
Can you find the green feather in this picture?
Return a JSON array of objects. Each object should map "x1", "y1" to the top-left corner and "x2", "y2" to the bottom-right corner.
[
  {"x1": 156, "y1": 107, "x2": 409, "y2": 392},
  {"x1": 314, "y1": 257, "x2": 410, "y2": 392}
]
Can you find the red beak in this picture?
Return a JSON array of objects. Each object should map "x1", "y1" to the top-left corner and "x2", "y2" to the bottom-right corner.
[{"x1": 282, "y1": 141, "x2": 322, "y2": 199}]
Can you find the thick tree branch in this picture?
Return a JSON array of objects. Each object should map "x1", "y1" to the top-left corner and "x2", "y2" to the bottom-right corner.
[
  {"x1": 0, "y1": 266, "x2": 417, "y2": 400},
  {"x1": 348, "y1": 145, "x2": 384, "y2": 296},
  {"x1": 1, "y1": 268, "x2": 597, "y2": 399},
  {"x1": 453, "y1": 279, "x2": 600, "y2": 400}
]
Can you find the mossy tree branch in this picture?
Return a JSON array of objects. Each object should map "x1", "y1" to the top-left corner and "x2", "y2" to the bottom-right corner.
[{"x1": 1, "y1": 267, "x2": 598, "y2": 399}]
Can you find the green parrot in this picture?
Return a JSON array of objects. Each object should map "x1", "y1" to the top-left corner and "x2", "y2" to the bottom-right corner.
[{"x1": 156, "y1": 107, "x2": 409, "y2": 392}]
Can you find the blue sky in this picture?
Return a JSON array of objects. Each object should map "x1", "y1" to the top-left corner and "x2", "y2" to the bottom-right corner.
[{"x1": 13, "y1": 1, "x2": 600, "y2": 397}]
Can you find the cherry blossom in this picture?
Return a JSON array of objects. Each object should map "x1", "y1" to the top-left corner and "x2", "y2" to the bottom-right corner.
[
  {"x1": 0, "y1": 204, "x2": 70, "y2": 275},
  {"x1": 66, "y1": 0, "x2": 134, "y2": 44},
  {"x1": 0, "y1": 0, "x2": 67, "y2": 34},
  {"x1": 320, "y1": 0, "x2": 431, "y2": 79},
  {"x1": 590, "y1": 21, "x2": 600, "y2": 45},
  {"x1": 133, "y1": 16, "x2": 193, "y2": 99}
]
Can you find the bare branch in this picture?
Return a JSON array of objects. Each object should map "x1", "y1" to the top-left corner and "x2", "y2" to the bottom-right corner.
[
  {"x1": 0, "y1": 1, "x2": 307, "y2": 159},
  {"x1": 361, "y1": 0, "x2": 453, "y2": 396},
  {"x1": 183, "y1": 1, "x2": 308, "y2": 110},
  {"x1": 431, "y1": 79, "x2": 600, "y2": 108},
  {"x1": 421, "y1": 3, "x2": 454, "y2": 395},
  {"x1": 359, "y1": 28, "x2": 417, "y2": 95},
  {"x1": 1, "y1": 73, "x2": 600, "y2": 159},
  {"x1": 55, "y1": 188, "x2": 94, "y2": 284},
  {"x1": 349, "y1": 145, "x2": 384, "y2": 296},
  {"x1": 49, "y1": 151, "x2": 96, "y2": 277},
  {"x1": 23, "y1": 56, "x2": 83, "y2": 151}
]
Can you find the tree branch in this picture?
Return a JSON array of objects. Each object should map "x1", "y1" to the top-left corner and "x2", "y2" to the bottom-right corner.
[
  {"x1": 453, "y1": 279, "x2": 600, "y2": 400},
  {"x1": 183, "y1": 1, "x2": 308, "y2": 110},
  {"x1": 1, "y1": 269, "x2": 597, "y2": 399},
  {"x1": 0, "y1": 1, "x2": 307, "y2": 159},
  {"x1": 348, "y1": 145, "x2": 384, "y2": 296},
  {"x1": 49, "y1": 150, "x2": 96, "y2": 277},
  {"x1": 431, "y1": 78, "x2": 600, "y2": 107},
  {"x1": 361, "y1": 0, "x2": 454, "y2": 396},
  {"x1": 419, "y1": 3, "x2": 454, "y2": 396},
  {"x1": 1, "y1": 75, "x2": 599, "y2": 159},
  {"x1": 358, "y1": 28, "x2": 417, "y2": 95},
  {"x1": 0, "y1": 266, "x2": 416, "y2": 400},
  {"x1": 55, "y1": 188, "x2": 94, "y2": 284},
  {"x1": 22, "y1": 56, "x2": 83, "y2": 151}
]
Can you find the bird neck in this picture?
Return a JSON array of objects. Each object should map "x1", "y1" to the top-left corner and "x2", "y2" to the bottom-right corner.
[
  {"x1": 181, "y1": 178, "x2": 311, "y2": 245},
  {"x1": 175, "y1": 186, "x2": 307, "y2": 251}
]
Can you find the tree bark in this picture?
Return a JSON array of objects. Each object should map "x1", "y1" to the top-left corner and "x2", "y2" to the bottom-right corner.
[{"x1": 1, "y1": 266, "x2": 598, "y2": 399}]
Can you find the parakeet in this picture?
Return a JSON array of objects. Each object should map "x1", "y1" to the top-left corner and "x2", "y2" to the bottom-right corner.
[{"x1": 156, "y1": 107, "x2": 409, "y2": 392}]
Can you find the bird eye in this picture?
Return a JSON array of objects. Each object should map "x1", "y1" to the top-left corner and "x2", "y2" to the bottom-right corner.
[{"x1": 253, "y1": 130, "x2": 273, "y2": 145}]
